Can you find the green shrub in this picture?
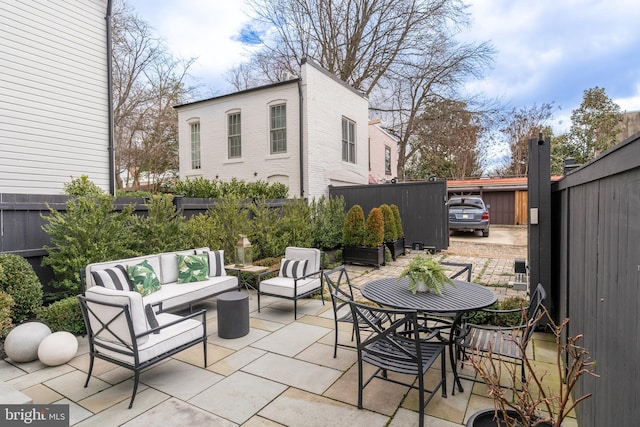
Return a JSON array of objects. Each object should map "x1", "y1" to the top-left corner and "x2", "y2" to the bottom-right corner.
[
  {"x1": 363, "y1": 208, "x2": 384, "y2": 248},
  {"x1": 276, "y1": 198, "x2": 312, "y2": 250},
  {"x1": 173, "y1": 177, "x2": 221, "y2": 198},
  {"x1": 390, "y1": 204, "x2": 403, "y2": 237},
  {"x1": 343, "y1": 205, "x2": 365, "y2": 246},
  {"x1": 37, "y1": 296, "x2": 85, "y2": 334},
  {"x1": 64, "y1": 175, "x2": 105, "y2": 197},
  {"x1": 172, "y1": 177, "x2": 288, "y2": 199},
  {"x1": 184, "y1": 212, "x2": 225, "y2": 256},
  {"x1": 206, "y1": 197, "x2": 251, "y2": 262},
  {"x1": 311, "y1": 195, "x2": 345, "y2": 250},
  {"x1": 466, "y1": 296, "x2": 528, "y2": 327},
  {"x1": 0, "y1": 291, "x2": 15, "y2": 338},
  {"x1": 379, "y1": 204, "x2": 397, "y2": 242},
  {"x1": 0, "y1": 254, "x2": 43, "y2": 324},
  {"x1": 130, "y1": 194, "x2": 189, "y2": 254},
  {"x1": 248, "y1": 199, "x2": 283, "y2": 260},
  {"x1": 41, "y1": 195, "x2": 138, "y2": 293}
]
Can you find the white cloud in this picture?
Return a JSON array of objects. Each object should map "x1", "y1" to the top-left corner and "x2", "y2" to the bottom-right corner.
[{"x1": 132, "y1": 0, "x2": 253, "y2": 91}]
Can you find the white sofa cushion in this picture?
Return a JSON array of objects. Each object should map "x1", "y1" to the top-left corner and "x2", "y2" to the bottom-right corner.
[
  {"x1": 159, "y1": 249, "x2": 196, "y2": 284},
  {"x1": 84, "y1": 286, "x2": 149, "y2": 346},
  {"x1": 86, "y1": 254, "x2": 161, "y2": 288},
  {"x1": 143, "y1": 275, "x2": 238, "y2": 311}
]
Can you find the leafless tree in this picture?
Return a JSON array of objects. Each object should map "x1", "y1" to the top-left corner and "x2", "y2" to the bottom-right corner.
[
  {"x1": 495, "y1": 103, "x2": 557, "y2": 177},
  {"x1": 111, "y1": 0, "x2": 196, "y2": 192},
  {"x1": 405, "y1": 99, "x2": 483, "y2": 179},
  {"x1": 235, "y1": 0, "x2": 494, "y2": 178}
]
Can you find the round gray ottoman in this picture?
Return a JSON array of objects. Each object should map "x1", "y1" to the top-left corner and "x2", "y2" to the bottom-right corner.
[{"x1": 217, "y1": 291, "x2": 250, "y2": 339}]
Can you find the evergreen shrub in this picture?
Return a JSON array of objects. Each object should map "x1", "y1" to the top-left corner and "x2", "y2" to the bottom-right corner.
[
  {"x1": 0, "y1": 254, "x2": 43, "y2": 324},
  {"x1": 37, "y1": 296, "x2": 84, "y2": 334},
  {"x1": 343, "y1": 205, "x2": 365, "y2": 247},
  {"x1": 363, "y1": 207, "x2": 384, "y2": 248}
]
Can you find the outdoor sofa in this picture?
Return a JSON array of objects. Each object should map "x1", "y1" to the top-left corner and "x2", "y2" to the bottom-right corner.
[{"x1": 82, "y1": 248, "x2": 239, "y2": 313}]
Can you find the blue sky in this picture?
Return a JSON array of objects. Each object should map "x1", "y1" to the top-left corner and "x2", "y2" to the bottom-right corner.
[{"x1": 132, "y1": 0, "x2": 640, "y2": 132}]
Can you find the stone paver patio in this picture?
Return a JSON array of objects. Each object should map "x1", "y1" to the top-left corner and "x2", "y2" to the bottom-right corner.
[{"x1": 1, "y1": 250, "x2": 578, "y2": 427}]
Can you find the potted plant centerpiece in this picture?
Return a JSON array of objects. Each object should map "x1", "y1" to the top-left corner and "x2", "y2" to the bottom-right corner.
[
  {"x1": 466, "y1": 305, "x2": 599, "y2": 427},
  {"x1": 342, "y1": 205, "x2": 386, "y2": 268},
  {"x1": 399, "y1": 255, "x2": 452, "y2": 295}
]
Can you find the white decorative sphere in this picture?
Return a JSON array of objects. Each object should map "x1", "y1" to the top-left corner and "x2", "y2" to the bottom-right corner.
[
  {"x1": 5, "y1": 322, "x2": 52, "y2": 363},
  {"x1": 37, "y1": 331, "x2": 79, "y2": 366}
]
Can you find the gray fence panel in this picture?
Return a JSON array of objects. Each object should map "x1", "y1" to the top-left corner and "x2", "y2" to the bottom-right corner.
[{"x1": 329, "y1": 181, "x2": 448, "y2": 251}]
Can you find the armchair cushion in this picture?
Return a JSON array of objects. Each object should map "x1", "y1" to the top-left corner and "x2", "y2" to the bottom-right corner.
[
  {"x1": 177, "y1": 254, "x2": 209, "y2": 283},
  {"x1": 84, "y1": 286, "x2": 150, "y2": 346},
  {"x1": 279, "y1": 258, "x2": 308, "y2": 278},
  {"x1": 127, "y1": 260, "x2": 161, "y2": 296},
  {"x1": 94, "y1": 312, "x2": 204, "y2": 365},
  {"x1": 91, "y1": 265, "x2": 133, "y2": 291},
  {"x1": 259, "y1": 276, "x2": 320, "y2": 298}
]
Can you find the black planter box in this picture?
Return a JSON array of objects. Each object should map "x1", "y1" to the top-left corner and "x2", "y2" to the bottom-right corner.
[
  {"x1": 385, "y1": 237, "x2": 406, "y2": 261},
  {"x1": 342, "y1": 245, "x2": 386, "y2": 268}
]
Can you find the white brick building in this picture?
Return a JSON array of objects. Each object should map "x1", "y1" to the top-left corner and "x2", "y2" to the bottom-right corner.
[
  {"x1": 0, "y1": 0, "x2": 112, "y2": 194},
  {"x1": 368, "y1": 119, "x2": 398, "y2": 184},
  {"x1": 175, "y1": 59, "x2": 369, "y2": 198}
]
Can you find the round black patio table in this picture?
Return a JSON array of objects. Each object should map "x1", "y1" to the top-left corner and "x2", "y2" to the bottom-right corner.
[{"x1": 361, "y1": 277, "x2": 497, "y2": 394}]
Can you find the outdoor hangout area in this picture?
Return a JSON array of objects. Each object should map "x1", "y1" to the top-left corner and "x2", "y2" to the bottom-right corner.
[{"x1": 1, "y1": 248, "x2": 582, "y2": 427}]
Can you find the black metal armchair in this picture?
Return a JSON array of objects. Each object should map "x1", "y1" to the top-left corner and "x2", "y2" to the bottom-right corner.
[
  {"x1": 77, "y1": 286, "x2": 207, "y2": 408},
  {"x1": 452, "y1": 283, "x2": 547, "y2": 391},
  {"x1": 323, "y1": 265, "x2": 388, "y2": 357},
  {"x1": 348, "y1": 300, "x2": 446, "y2": 427}
]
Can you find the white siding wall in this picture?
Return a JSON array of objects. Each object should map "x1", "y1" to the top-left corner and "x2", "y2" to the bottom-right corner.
[
  {"x1": 0, "y1": 0, "x2": 110, "y2": 194},
  {"x1": 178, "y1": 82, "x2": 301, "y2": 197},
  {"x1": 302, "y1": 62, "x2": 369, "y2": 199}
]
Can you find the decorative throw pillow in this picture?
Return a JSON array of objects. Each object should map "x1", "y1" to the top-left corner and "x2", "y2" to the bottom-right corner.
[
  {"x1": 279, "y1": 258, "x2": 308, "y2": 279},
  {"x1": 91, "y1": 265, "x2": 133, "y2": 291},
  {"x1": 127, "y1": 260, "x2": 161, "y2": 296},
  {"x1": 178, "y1": 253, "x2": 209, "y2": 283},
  {"x1": 206, "y1": 250, "x2": 226, "y2": 277},
  {"x1": 145, "y1": 304, "x2": 160, "y2": 334}
]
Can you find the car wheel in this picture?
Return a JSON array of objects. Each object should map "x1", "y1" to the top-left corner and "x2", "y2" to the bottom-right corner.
[{"x1": 482, "y1": 229, "x2": 489, "y2": 237}]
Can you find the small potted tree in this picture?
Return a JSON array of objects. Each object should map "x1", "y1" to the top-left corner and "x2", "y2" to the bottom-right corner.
[
  {"x1": 466, "y1": 305, "x2": 599, "y2": 427},
  {"x1": 381, "y1": 204, "x2": 405, "y2": 260},
  {"x1": 391, "y1": 204, "x2": 405, "y2": 252},
  {"x1": 342, "y1": 206, "x2": 386, "y2": 268}
]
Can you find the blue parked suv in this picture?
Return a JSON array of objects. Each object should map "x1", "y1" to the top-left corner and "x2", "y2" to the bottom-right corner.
[{"x1": 448, "y1": 196, "x2": 490, "y2": 237}]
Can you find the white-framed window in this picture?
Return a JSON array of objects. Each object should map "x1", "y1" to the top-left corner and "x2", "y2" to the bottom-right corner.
[
  {"x1": 190, "y1": 121, "x2": 201, "y2": 169},
  {"x1": 270, "y1": 104, "x2": 287, "y2": 154},
  {"x1": 342, "y1": 117, "x2": 356, "y2": 163},
  {"x1": 228, "y1": 112, "x2": 241, "y2": 158}
]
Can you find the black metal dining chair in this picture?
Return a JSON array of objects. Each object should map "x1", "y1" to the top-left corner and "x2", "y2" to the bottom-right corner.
[
  {"x1": 323, "y1": 265, "x2": 388, "y2": 357},
  {"x1": 453, "y1": 283, "x2": 547, "y2": 390},
  {"x1": 348, "y1": 300, "x2": 447, "y2": 427}
]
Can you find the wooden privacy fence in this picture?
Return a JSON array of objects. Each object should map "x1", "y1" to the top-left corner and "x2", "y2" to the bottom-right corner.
[
  {"x1": 0, "y1": 195, "x2": 288, "y2": 287},
  {"x1": 549, "y1": 133, "x2": 640, "y2": 427},
  {"x1": 329, "y1": 180, "x2": 449, "y2": 252}
]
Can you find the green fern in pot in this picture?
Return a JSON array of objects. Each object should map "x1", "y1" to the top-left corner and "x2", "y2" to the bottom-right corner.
[{"x1": 399, "y1": 255, "x2": 453, "y2": 295}]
